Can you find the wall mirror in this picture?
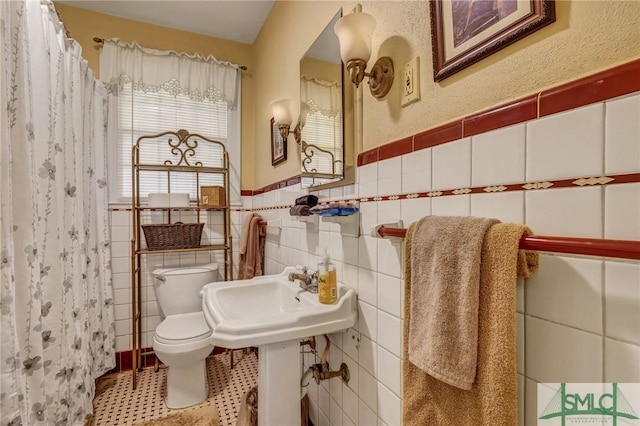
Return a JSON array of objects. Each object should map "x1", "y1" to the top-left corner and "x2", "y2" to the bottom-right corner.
[{"x1": 299, "y1": 9, "x2": 355, "y2": 190}]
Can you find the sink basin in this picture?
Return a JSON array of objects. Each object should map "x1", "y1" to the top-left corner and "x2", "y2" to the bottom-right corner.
[
  {"x1": 201, "y1": 267, "x2": 357, "y2": 349},
  {"x1": 201, "y1": 267, "x2": 357, "y2": 425}
]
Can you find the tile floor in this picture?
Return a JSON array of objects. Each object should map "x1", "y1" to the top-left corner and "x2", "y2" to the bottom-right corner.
[{"x1": 87, "y1": 350, "x2": 258, "y2": 426}]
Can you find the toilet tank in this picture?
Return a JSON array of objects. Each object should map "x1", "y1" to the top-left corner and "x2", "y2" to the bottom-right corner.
[{"x1": 152, "y1": 263, "x2": 219, "y2": 317}]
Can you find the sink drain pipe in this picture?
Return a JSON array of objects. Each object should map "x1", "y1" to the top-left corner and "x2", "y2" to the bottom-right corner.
[{"x1": 301, "y1": 334, "x2": 350, "y2": 399}]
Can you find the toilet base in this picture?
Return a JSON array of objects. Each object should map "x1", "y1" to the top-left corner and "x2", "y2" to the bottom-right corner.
[{"x1": 165, "y1": 358, "x2": 208, "y2": 409}]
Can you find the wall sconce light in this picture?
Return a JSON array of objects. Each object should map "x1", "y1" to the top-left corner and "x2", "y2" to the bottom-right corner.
[
  {"x1": 270, "y1": 98, "x2": 293, "y2": 142},
  {"x1": 270, "y1": 99, "x2": 311, "y2": 145},
  {"x1": 334, "y1": 10, "x2": 394, "y2": 99}
]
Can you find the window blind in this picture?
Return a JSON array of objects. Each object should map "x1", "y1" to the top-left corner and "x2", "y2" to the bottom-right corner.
[
  {"x1": 115, "y1": 82, "x2": 229, "y2": 200},
  {"x1": 301, "y1": 110, "x2": 343, "y2": 182}
]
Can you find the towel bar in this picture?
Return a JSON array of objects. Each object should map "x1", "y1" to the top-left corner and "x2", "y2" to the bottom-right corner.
[
  {"x1": 257, "y1": 219, "x2": 282, "y2": 229},
  {"x1": 374, "y1": 225, "x2": 640, "y2": 261}
]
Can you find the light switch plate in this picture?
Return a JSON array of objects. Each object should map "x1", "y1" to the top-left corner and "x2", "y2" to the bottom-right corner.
[{"x1": 401, "y1": 56, "x2": 420, "y2": 107}]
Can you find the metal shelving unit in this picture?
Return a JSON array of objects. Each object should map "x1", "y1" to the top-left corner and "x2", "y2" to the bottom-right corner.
[{"x1": 130, "y1": 129, "x2": 232, "y2": 388}]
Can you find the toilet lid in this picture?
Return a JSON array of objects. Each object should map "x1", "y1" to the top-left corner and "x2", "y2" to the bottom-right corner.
[{"x1": 155, "y1": 312, "x2": 211, "y2": 343}]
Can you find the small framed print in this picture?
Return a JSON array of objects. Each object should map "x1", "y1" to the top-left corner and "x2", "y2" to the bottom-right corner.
[{"x1": 271, "y1": 117, "x2": 287, "y2": 166}]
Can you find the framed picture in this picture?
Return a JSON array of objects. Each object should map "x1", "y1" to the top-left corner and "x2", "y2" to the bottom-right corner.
[
  {"x1": 270, "y1": 117, "x2": 287, "y2": 166},
  {"x1": 430, "y1": 0, "x2": 555, "y2": 81}
]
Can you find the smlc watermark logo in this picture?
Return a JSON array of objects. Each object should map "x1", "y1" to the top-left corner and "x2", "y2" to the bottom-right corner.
[{"x1": 538, "y1": 383, "x2": 640, "y2": 425}]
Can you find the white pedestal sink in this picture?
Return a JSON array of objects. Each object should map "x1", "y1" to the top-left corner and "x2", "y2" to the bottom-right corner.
[{"x1": 201, "y1": 267, "x2": 357, "y2": 426}]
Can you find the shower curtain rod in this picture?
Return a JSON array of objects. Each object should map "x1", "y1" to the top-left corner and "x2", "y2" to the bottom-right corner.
[
  {"x1": 92, "y1": 37, "x2": 248, "y2": 71},
  {"x1": 375, "y1": 226, "x2": 640, "y2": 261}
]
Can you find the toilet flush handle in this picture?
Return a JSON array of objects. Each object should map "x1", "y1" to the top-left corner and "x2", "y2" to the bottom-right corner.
[{"x1": 155, "y1": 276, "x2": 166, "y2": 282}]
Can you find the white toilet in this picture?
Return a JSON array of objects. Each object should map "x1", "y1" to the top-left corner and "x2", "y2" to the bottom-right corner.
[{"x1": 152, "y1": 263, "x2": 219, "y2": 409}]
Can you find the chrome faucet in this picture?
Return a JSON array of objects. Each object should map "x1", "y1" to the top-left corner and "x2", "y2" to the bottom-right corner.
[{"x1": 288, "y1": 266, "x2": 318, "y2": 293}]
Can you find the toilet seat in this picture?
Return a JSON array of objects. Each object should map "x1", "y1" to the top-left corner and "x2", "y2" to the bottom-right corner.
[{"x1": 155, "y1": 312, "x2": 211, "y2": 345}]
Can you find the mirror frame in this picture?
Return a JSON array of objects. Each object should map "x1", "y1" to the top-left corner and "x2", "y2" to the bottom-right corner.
[{"x1": 299, "y1": 8, "x2": 356, "y2": 191}]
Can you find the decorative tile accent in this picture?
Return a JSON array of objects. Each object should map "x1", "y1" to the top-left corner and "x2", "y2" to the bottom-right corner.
[
  {"x1": 573, "y1": 176, "x2": 614, "y2": 186},
  {"x1": 452, "y1": 188, "x2": 472, "y2": 195},
  {"x1": 522, "y1": 182, "x2": 554, "y2": 190},
  {"x1": 427, "y1": 191, "x2": 443, "y2": 197},
  {"x1": 484, "y1": 185, "x2": 508, "y2": 193}
]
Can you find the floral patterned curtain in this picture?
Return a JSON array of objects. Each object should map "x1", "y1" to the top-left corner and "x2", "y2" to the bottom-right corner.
[{"x1": 0, "y1": 1, "x2": 116, "y2": 425}]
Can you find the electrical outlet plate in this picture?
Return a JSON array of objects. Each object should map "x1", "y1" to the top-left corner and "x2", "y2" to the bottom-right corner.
[{"x1": 401, "y1": 56, "x2": 420, "y2": 107}]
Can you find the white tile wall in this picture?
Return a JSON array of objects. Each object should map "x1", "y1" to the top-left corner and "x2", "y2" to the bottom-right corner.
[
  {"x1": 401, "y1": 149, "x2": 431, "y2": 194},
  {"x1": 431, "y1": 194, "x2": 470, "y2": 216},
  {"x1": 376, "y1": 346, "x2": 401, "y2": 396},
  {"x1": 526, "y1": 187, "x2": 603, "y2": 238},
  {"x1": 605, "y1": 94, "x2": 640, "y2": 174},
  {"x1": 604, "y1": 338, "x2": 640, "y2": 382},
  {"x1": 526, "y1": 316, "x2": 603, "y2": 383},
  {"x1": 259, "y1": 95, "x2": 639, "y2": 424},
  {"x1": 605, "y1": 183, "x2": 640, "y2": 240},
  {"x1": 358, "y1": 163, "x2": 378, "y2": 198},
  {"x1": 432, "y1": 138, "x2": 471, "y2": 190},
  {"x1": 107, "y1": 93, "x2": 640, "y2": 426},
  {"x1": 526, "y1": 255, "x2": 603, "y2": 334},
  {"x1": 400, "y1": 197, "x2": 431, "y2": 228},
  {"x1": 376, "y1": 382, "x2": 401, "y2": 426},
  {"x1": 526, "y1": 104, "x2": 604, "y2": 181},
  {"x1": 472, "y1": 124, "x2": 526, "y2": 187},
  {"x1": 605, "y1": 262, "x2": 640, "y2": 344},
  {"x1": 377, "y1": 157, "x2": 402, "y2": 197},
  {"x1": 470, "y1": 191, "x2": 525, "y2": 223}
]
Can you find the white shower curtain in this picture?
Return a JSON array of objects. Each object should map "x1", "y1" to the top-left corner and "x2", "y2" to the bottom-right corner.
[{"x1": 0, "y1": 1, "x2": 116, "y2": 425}]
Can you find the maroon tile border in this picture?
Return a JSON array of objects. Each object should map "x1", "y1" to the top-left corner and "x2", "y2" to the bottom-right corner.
[
  {"x1": 414, "y1": 121, "x2": 463, "y2": 151},
  {"x1": 463, "y1": 95, "x2": 538, "y2": 137},
  {"x1": 112, "y1": 347, "x2": 228, "y2": 373},
  {"x1": 357, "y1": 148, "x2": 379, "y2": 167},
  {"x1": 120, "y1": 349, "x2": 133, "y2": 371},
  {"x1": 540, "y1": 59, "x2": 640, "y2": 117},
  {"x1": 378, "y1": 136, "x2": 413, "y2": 161}
]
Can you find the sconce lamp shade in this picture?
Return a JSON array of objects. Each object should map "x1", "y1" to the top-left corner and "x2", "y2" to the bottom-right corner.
[
  {"x1": 270, "y1": 99, "x2": 293, "y2": 125},
  {"x1": 299, "y1": 102, "x2": 311, "y2": 127},
  {"x1": 334, "y1": 12, "x2": 376, "y2": 63}
]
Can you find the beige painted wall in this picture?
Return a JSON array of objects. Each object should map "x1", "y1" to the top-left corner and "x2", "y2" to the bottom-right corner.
[
  {"x1": 252, "y1": 0, "x2": 640, "y2": 188},
  {"x1": 56, "y1": 1, "x2": 640, "y2": 190},
  {"x1": 55, "y1": 4, "x2": 257, "y2": 190},
  {"x1": 252, "y1": 1, "x2": 348, "y2": 189}
]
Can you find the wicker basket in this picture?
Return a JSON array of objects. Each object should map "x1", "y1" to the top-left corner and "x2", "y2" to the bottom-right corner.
[{"x1": 141, "y1": 223, "x2": 204, "y2": 250}]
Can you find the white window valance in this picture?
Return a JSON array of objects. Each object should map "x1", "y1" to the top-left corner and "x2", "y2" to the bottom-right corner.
[
  {"x1": 100, "y1": 39, "x2": 240, "y2": 109},
  {"x1": 301, "y1": 75, "x2": 342, "y2": 118}
]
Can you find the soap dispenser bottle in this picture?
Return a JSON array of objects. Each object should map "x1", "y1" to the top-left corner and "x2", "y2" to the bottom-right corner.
[{"x1": 317, "y1": 249, "x2": 337, "y2": 304}]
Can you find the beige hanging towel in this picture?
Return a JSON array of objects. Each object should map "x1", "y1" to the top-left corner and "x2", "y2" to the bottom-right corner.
[
  {"x1": 408, "y1": 215, "x2": 499, "y2": 390},
  {"x1": 402, "y1": 221, "x2": 539, "y2": 426},
  {"x1": 238, "y1": 214, "x2": 265, "y2": 279}
]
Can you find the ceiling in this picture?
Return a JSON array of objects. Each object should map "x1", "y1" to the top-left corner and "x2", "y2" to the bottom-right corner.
[{"x1": 56, "y1": 0, "x2": 276, "y2": 44}]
